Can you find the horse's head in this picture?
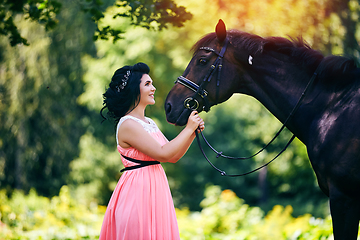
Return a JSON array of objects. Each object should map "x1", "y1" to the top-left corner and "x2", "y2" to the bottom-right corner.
[{"x1": 165, "y1": 20, "x2": 242, "y2": 126}]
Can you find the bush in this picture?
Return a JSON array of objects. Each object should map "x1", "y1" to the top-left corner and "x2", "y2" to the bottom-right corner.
[
  {"x1": 0, "y1": 186, "x2": 106, "y2": 240},
  {"x1": 176, "y1": 185, "x2": 335, "y2": 240},
  {"x1": 0, "y1": 184, "x2": 345, "y2": 240}
]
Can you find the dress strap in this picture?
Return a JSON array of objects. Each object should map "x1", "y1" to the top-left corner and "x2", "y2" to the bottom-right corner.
[
  {"x1": 116, "y1": 115, "x2": 159, "y2": 145},
  {"x1": 120, "y1": 154, "x2": 160, "y2": 172}
]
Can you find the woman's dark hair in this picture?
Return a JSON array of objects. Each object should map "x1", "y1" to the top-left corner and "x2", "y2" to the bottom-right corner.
[{"x1": 100, "y1": 62, "x2": 150, "y2": 124}]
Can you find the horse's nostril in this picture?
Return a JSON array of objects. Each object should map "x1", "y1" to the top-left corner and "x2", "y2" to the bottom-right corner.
[{"x1": 165, "y1": 102, "x2": 172, "y2": 114}]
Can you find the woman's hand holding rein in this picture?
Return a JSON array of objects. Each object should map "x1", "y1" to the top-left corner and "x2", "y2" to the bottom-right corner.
[{"x1": 186, "y1": 111, "x2": 205, "y2": 133}]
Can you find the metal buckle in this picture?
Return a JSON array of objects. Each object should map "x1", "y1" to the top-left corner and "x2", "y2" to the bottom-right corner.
[{"x1": 184, "y1": 97, "x2": 199, "y2": 110}]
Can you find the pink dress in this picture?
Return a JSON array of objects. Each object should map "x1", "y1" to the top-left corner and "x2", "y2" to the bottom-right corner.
[{"x1": 99, "y1": 115, "x2": 180, "y2": 240}]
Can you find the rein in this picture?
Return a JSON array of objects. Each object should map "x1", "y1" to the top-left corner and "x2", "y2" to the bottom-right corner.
[
  {"x1": 195, "y1": 131, "x2": 296, "y2": 177},
  {"x1": 175, "y1": 38, "x2": 321, "y2": 176}
]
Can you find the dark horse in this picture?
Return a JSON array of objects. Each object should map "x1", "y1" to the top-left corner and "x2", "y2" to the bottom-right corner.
[{"x1": 165, "y1": 20, "x2": 360, "y2": 239}]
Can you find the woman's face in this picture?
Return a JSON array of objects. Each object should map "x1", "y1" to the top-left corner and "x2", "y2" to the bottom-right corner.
[{"x1": 139, "y1": 74, "x2": 156, "y2": 106}]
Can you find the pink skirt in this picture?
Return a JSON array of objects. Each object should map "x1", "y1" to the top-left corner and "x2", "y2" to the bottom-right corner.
[{"x1": 99, "y1": 162, "x2": 180, "y2": 240}]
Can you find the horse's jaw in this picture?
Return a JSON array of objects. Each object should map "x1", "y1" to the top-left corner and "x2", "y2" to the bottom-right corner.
[{"x1": 166, "y1": 108, "x2": 192, "y2": 126}]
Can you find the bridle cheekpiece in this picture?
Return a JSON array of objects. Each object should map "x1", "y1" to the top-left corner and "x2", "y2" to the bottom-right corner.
[{"x1": 175, "y1": 37, "x2": 229, "y2": 112}]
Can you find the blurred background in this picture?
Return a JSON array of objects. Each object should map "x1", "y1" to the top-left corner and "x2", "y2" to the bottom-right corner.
[{"x1": 1, "y1": 0, "x2": 359, "y2": 238}]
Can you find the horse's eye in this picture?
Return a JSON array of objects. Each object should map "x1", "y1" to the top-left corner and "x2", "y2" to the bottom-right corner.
[{"x1": 199, "y1": 59, "x2": 207, "y2": 65}]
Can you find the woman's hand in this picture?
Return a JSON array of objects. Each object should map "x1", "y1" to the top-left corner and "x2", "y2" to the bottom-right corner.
[
  {"x1": 186, "y1": 111, "x2": 205, "y2": 132},
  {"x1": 197, "y1": 117, "x2": 205, "y2": 132}
]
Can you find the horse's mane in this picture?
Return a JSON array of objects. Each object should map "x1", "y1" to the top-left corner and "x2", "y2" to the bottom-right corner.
[{"x1": 192, "y1": 30, "x2": 358, "y2": 82}]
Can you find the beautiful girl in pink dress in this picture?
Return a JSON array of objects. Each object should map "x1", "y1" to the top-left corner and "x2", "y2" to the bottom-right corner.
[{"x1": 99, "y1": 62, "x2": 204, "y2": 240}]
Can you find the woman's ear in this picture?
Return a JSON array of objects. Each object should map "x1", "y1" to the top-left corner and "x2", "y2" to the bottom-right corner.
[{"x1": 215, "y1": 19, "x2": 227, "y2": 43}]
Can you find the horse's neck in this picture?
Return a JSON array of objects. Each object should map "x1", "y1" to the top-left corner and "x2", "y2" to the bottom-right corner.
[{"x1": 243, "y1": 60, "x2": 315, "y2": 140}]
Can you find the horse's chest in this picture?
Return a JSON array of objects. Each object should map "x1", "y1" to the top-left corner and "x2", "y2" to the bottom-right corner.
[{"x1": 306, "y1": 102, "x2": 360, "y2": 191}]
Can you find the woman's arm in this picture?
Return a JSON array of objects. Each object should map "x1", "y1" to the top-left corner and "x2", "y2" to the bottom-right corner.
[
  {"x1": 167, "y1": 132, "x2": 195, "y2": 163},
  {"x1": 167, "y1": 117, "x2": 205, "y2": 163},
  {"x1": 118, "y1": 111, "x2": 203, "y2": 163}
]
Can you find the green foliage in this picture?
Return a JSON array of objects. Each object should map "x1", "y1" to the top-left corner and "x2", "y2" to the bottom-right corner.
[
  {"x1": 177, "y1": 185, "x2": 335, "y2": 240},
  {"x1": 1, "y1": 0, "x2": 192, "y2": 46},
  {"x1": 0, "y1": 0, "x2": 95, "y2": 196},
  {"x1": 68, "y1": 132, "x2": 121, "y2": 205},
  {"x1": 0, "y1": 0, "x2": 61, "y2": 46},
  {"x1": 114, "y1": 0, "x2": 192, "y2": 29},
  {"x1": 0, "y1": 185, "x2": 338, "y2": 239},
  {"x1": 0, "y1": 186, "x2": 105, "y2": 239}
]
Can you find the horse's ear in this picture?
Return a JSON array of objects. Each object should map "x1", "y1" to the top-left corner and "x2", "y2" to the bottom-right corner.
[{"x1": 215, "y1": 19, "x2": 227, "y2": 43}]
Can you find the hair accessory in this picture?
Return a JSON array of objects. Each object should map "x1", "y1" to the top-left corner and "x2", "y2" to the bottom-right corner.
[{"x1": 116, "y1": 70, "x2": 131, "y2": 92}]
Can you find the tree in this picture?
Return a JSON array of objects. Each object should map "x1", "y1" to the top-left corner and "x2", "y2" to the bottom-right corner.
[
  {"x1": 325, "y1": 0, "x2": 360, "y2": 56},
  {"x1": 0, "y1": 0, "x2": 61, "y2": 46},
  {"x1": 0, "y1": 0, "x2": 97, "y2": 196},
  {"x1": 0, "y1": 0, "x2": 192, "y2": 46}
]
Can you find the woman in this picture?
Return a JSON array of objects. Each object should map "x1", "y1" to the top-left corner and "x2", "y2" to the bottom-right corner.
[{"x1": 99, "y1": 62, "x2": 204, "y2": 240}]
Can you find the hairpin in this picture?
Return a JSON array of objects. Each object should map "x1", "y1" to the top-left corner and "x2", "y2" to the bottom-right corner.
[{"x1": 116, "y1": 70, "x2": 131, "y2": 92}]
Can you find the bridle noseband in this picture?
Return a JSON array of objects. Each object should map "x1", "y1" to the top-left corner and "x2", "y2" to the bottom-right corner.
[{"x1": 175, "y1": 37, "x2": 229, "y2": 112}]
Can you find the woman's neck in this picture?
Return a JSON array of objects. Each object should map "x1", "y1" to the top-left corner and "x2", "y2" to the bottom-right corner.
[{"x1": 127, "y1": 106, "x2": 147, "y2": 122}]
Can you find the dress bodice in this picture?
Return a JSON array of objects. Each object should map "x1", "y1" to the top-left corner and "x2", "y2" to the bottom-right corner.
[
  {"x1": 116, "y1": 115, "x2": 168, "y2": 167},
  {"x1": 116, "y1": 115, "x2": 159, "y2": 145}
]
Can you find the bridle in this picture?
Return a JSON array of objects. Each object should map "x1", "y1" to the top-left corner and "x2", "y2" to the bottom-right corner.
[
  {"x1": 174, "y1": 37, "x2": 321, "y2": 177},
  {"x1": 175, "y1": 37, "x2": 229, "y2": 112}
]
